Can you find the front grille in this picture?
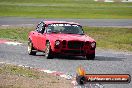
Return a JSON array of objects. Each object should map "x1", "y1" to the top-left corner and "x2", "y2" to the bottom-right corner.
[
  {"x1": 68, "y1": 41, "x2": 84, "y2": 49},
  {"x1": 62, "y1": 50, "x2": 85, "y2": 54},
  {"x1": 62, "y1": 40, "x2": 67, "y2": 48}
]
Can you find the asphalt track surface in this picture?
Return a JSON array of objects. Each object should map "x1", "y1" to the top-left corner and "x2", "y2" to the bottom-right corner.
[
  {"x1": 0, "y1": 42, "x2": 132, "y2": 88},
  {"x1": 0, "y1": 17, "x2": 132, "y2": 27}
]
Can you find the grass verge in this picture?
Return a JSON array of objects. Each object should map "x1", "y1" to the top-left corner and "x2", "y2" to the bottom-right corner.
[
  {"x1": 84, "y1": 27, "x2": 132, "y2": 51},
  {"x1": 0, "y1": 0, "x2": 132, "y2": 18},
  {"x1": 0, "y1": 26, "x2": 132, "y2": 51},
  {"x1": 0, "y1": 27, "x2": 34, "y2": 42},
  {"x1": 0, "y1": 63, "x2": 72, "y2": 88}
]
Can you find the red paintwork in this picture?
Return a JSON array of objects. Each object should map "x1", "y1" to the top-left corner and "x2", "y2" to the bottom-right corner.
[
  {"x1": 0, "y1": 39, "x2": 9, "y2": 44},
  {"x1": 28, "y1": 21, "x2": 96, "y2": 56}
]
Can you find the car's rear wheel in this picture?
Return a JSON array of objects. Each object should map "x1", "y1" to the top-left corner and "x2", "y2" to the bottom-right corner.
[
  {"x1": 28, "y1": 40, "x2": 36, "y2": 55},
  {"x1": 86, "y1": 54, "x2": 95, "y2": 60},
  {"x1": 45, "y1": 42, "x2": 53, "y2": 59}
]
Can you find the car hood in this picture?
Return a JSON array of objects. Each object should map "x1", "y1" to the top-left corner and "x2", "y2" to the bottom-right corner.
[{"x1": 47, "y1": 34, "x2": 95, "y2": 42}]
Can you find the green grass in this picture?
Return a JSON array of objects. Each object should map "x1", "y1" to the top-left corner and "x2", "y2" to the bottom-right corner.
[
  {"x1": 0, "y1": 27, "x2": 33, "y2": 42},
  {"x1": 0, "y1": 0, "x2": 132, "y2": 18},
  {"x1": 84, "y1": 27, "x2": 132, "y2": 51},
  {"x1": 0, "y1": 26, "x2": 132, "y2": 51},
  {"x1": 0, "y1": 64, "x2": 41, "y2": 78}
]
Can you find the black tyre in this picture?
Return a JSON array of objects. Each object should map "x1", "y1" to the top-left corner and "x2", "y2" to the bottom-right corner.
[
  {"x1": 45, "y1": 42, "x2": 53, "y2": 59},
  {"x1": 86, "y1": 54, "x2": 95, "y2": 60},
  {"x1": 28, "y1": 40, "x2": 36, "y2": 55},
  {"x1": 76, "y1": 75, "x2": 86, "y2": 85}
]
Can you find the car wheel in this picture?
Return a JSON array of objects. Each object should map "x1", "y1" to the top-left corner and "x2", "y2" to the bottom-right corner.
[
  {"x1": 86, "y1": 54, "x2": 95, "y2": 60},
  {"x1": 28, "y1": 40, "x2": 36, "y2": 55},
  {"x1": 45, "y1": 42, "x2": 53, "y2": 59}
]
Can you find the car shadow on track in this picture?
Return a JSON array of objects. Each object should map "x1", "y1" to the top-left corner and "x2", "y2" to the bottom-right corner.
[
  {"x1": 95, "y1": 56, "x2": 125, "y2": 61},
  {"x1": 34, "y1": 53, "x2": 125, "y2": 61},
  {"x1": 54, "y1": 55, "x2": 87, "y2": 60},
  {"x1": 53, "y1": 55, "x2": 125, "y2": 61}
]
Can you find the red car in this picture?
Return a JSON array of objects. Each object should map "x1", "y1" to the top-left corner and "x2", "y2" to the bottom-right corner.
[{"x1": 28, "y1": 21, "x2": 96, "y2": 60}]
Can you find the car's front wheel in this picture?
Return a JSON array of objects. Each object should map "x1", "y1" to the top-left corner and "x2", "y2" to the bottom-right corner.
[
  {"x1": 86, "y1": 54, "x2": 95, "y2": 60},
  {"x1": 45, "y1": 42, "x2": 53, "y2": 59},
  {"x1": 28, "y1": 40, "x2": 36, "y2": 55}
]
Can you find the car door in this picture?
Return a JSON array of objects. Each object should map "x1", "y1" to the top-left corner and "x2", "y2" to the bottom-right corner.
[
  {"x1": 37, "y1": 22, "x2": 47, "y2": 51},
  {"x1": 31, "y1": 24, "x2": 40, "y2": 50}
]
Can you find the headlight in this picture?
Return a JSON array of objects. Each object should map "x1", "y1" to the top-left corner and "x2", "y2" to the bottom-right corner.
[
  {"x1": 55, "y1": 40, "x2": 60, "y2": 46},
  {"x1": 91, "y1": 42, "x2": 96, "y2": 48}
]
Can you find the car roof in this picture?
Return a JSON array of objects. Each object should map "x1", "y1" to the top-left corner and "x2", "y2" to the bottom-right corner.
[{"x1": 44, "y1": 21, "x2": 80, "y2": 25}]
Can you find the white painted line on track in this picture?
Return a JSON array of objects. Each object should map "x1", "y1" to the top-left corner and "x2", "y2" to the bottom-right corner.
[
  {"x1": 18, "y1": 65, "x2": 25, "y2": 67},
  {"x1": 60, "y1": 74, "x2": 67, "y2": 78},
  {"x1": 1, "y1": 24, "x2": 33, "y2": 26},
  {"x1": 0, "y1": 62, "x2": 5, "y2": 64},
  {"x1": 5, "y1": 42, "x2": 22, "y2": 45},
  {"x1": 42, "y1": 70, "x2": 57, "y2": 74},
  {"x1": 0, "y1": 39, "x2": 22, "y2": 46},
  {"x1": 1, "y1": 25, "x2": 10, "y2": 27}
]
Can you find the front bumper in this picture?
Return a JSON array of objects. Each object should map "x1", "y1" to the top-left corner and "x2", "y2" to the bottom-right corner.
[{"x1": 52, "y1": 48, "x2": 95, "y2": 56}]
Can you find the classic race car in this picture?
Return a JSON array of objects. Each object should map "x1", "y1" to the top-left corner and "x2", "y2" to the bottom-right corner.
[{"x1": 28, "y1": 21, "x2": 96, "y2": 60}]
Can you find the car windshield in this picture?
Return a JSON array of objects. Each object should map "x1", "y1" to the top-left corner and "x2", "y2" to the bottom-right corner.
[{"x1": 47, "y1": 24, "x2": 84, "y2": 35}]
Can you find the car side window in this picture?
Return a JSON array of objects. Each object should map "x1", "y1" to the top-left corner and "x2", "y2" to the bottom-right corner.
[{"x1": 36, "y1": 22, "x2": 45, "y2": 34}]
